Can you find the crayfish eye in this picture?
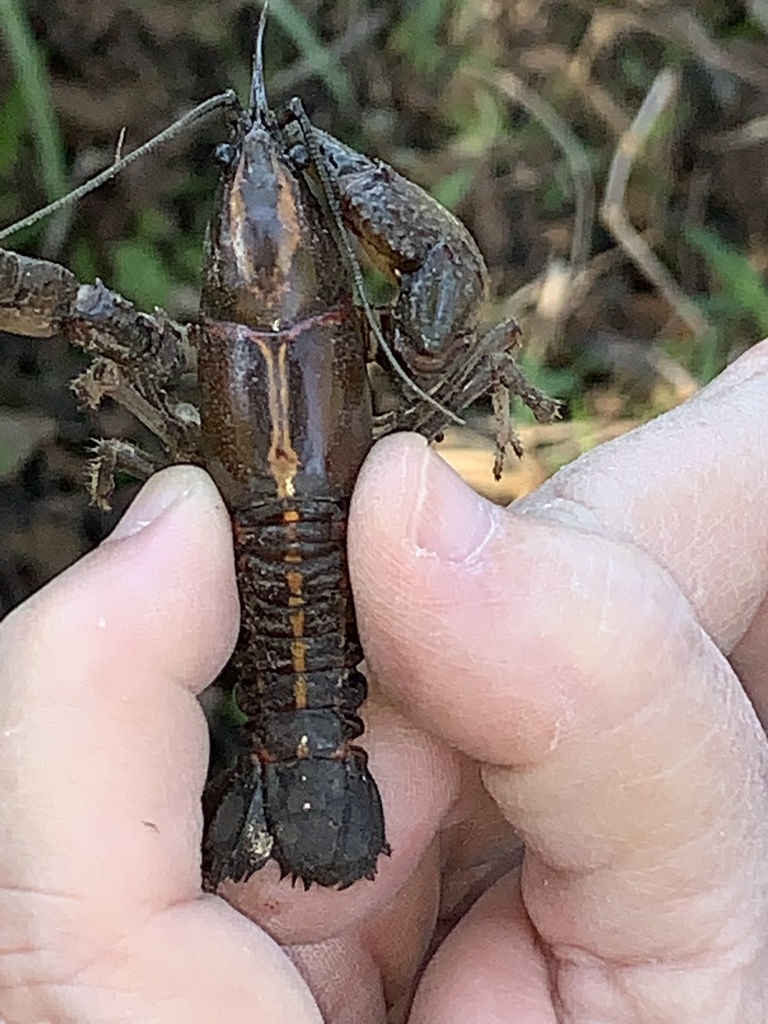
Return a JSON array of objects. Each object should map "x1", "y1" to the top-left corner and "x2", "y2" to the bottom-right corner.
[{"x1": 213, "y1": 142, "x2": 238, "y2": 167}]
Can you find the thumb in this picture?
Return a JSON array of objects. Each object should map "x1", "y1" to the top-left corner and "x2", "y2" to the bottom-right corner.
[
  {"x1": 350, "y1": 434, "x2": 768, "y2": 1019},
  {"x1": 0, "y1": 466, "x2": 321, "y2": 1024}
]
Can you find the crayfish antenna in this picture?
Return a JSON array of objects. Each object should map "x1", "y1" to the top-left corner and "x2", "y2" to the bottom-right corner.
[{"x1": 250, "y1": 2, "x2": 270, "y2": 119}]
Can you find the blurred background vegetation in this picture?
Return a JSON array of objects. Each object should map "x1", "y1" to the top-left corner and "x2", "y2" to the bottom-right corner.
[{"x1": 1, "y1": 0, "x2": 767, "y2": 612}]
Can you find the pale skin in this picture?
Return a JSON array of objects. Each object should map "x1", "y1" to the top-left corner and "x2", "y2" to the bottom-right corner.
[{"x1": 1, "y1": 340, "x2": 768, "y2": 1023}]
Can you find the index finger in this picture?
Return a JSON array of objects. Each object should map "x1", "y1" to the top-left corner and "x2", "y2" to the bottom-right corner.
[{"x1": 516, "y1": 338, "x2": 768, "y2": 658}]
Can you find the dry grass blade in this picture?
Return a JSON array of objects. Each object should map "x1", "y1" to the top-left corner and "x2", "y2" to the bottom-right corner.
[
  {"x1": 567, "y1": 3, "x2": 768, "y2": 93},
  {"x1": 601, "y1": 68, "x2": 714, "y2": 344},
  {"x1": 474, "y1": 66, "x2": 595, "y2": 278},
  {"x1": 704, "y1": 114, "x2": 768, "y2": 153}
]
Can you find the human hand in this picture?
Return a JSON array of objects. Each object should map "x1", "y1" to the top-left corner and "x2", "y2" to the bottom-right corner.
[
  {"x1": 347, "y1": 339, "x2": 768, "y2": 1022},
  {"x1": 1, "y1": 340, "x2": 767, "y2": 1023}
]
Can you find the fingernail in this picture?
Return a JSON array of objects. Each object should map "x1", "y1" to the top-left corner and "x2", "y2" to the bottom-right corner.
[
  {"x1": 411, "y1": 448, "x2": 494, "y2": 563},
  {"x1": 106, "y1": 466, "x2": 200, "y2": 542}
]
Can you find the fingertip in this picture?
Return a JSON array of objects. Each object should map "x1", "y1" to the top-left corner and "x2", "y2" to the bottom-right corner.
[
  {"x1": 349, "y1": 432, "x2": 428, "y2": 551},
  {"x1": 348, "y1": 434, "x2": 696, "y2": 771},
  {"x1": 0, "y1": 466, "x2": 243, "y2": 928},
  {"x1": 351, "y1": 434, "x2": 495, "y2": 566},
  {"x1": 104, "y1": 464, "x2": 215, "y2": 543},
  {"x1": 93, "y1": 465, "x2": 238, "y2": 688},
  {"x1": 349, "y1": 435, "x2": 520, "y2": 756},
  {"x1": 4, "y1": 461, "x2": 239, "y2": 717}
]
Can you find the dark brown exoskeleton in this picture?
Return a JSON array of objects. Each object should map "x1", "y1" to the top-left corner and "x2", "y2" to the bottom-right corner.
[
  {"x1": 281, "y1": 115, "x2": 559, "y2": 476},
  {"x1": 195, "y1": 25, "x2": 388, "y2": 891},
  {"x1": 0, "y1": 7, "x2": 558, "y2": 892}
]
